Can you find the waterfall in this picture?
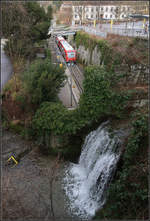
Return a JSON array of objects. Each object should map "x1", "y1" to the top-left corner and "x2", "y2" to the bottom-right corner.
[{"x1": 63, "y1": 122, "x2": 123, "y2": 220}]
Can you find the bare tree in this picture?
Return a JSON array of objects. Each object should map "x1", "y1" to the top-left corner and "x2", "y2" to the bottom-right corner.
[
  {"x1": 112, "y1": 3, "x2": 123, "y2": 21},
  {"x1": 73, "y1": 2, "x2": 86, "y2": 25},
  {"x1": 57, "y1": 7, "x2": 73, "y2": 25}
]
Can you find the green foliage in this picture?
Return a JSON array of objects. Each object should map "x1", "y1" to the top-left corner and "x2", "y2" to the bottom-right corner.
[
  {"x1": 22, "y1": 59, "x2": 66, "y2": 106},
  {"x1": 45, "y1": 48, "x2": 51, "y2": 59},
  {"x1": 75, "y1": 31, "x2": 119, "y2": 66},
  {"x1": 32, "y1": 102, "x2": 69, "y2": 135},
  {"x1": 95, "y1": 113, "x2": 148, "y2": 219},
  {"x1": 2, "y1": 2, "x2": 52, "y2": 58},
  {"x1": 75, "y1": 31, "x2": 96, "y2": 50},
  {"x1": 53, "y1": 1, "x2": 62, "y2": 12},
  {"x1": 32, "y1": 66, "x2": 129, "y2": 156},
  {"x1": 79, "y1": 66, "x2": 129, "y2": 120}
]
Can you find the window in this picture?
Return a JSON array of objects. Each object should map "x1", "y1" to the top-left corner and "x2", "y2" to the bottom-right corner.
[
  {"x1": 91, "y1": 14, "x2": 93, "y2": 18},
  {"x1": 101, "y1": 7, "x2": 103, "y2": 11},
  {"x1": 122, "y1": 14, "x2": 124, "y2": 18},
  {"x1": 91, "y1": 8, "x2": 94, "y2": 12},
  {"x1": 110, "y1": 15, "x2": 112, "y2": 18},
  {"x1": 96, "y1": 7, "x2": 99, "y2": 12},
  {"x1": 86, "y1": 8, "x2": 89, "y2": 12},
  {"x1": 75, "y1": 14, "x2": 78, "y2": 18},
  {"x1": 106, "y1": 7, "x2": 108, "y2": 12},
  {"x1": 75, "y1": 7, "x2": 78, "y2": 12},
  {"x1": 111, "y1": 7, "x2": 113, "y2": 12},
  {"x1": 68, "y1": 52, "x2": 75, "y2": 59},
  {"x1": 105, "y1": 15, "x2": 107, "y2": 18}
]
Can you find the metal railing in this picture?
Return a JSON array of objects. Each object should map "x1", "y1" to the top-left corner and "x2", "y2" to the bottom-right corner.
[{"x1": 80, "y1": 25, "x2": 149, "y2": 39}]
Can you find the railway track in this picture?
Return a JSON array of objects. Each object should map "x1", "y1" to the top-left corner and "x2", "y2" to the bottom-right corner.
[
  {"x1": 50, "y1": 36, "x2": 84, "y2": 96},
  {"x1": 69, "y1": 65, "x2": 84, "y2": 94}
]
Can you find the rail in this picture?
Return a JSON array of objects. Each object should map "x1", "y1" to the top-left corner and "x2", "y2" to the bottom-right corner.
[
  {"x1": 68, "y1": 65, "x2": 83, "y2": 94},
  {"x1": 53, "y1": 37, "x2": 84, "y2": 95},
  {"x1": 52, "y1": 37, "x2": 84, "y2": 105}
]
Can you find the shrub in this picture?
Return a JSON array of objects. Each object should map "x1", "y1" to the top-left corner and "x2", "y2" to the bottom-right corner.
[
  {"x1": 79, "y1": 66, "x2": 129, "y2": 120},
  {"x1": 32, "y1": 66, "x2": 129, "y2": 155},
  {"x1": 22, "y1": 58, "x2": 66, "y2": 106}
]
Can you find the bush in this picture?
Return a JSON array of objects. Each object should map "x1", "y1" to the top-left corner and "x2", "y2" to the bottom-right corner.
[
  {"x1": 22, "y1": 59, "x2": 66, "y2": 106},
  {"x1": 32, "y1": 66, "x2": 129, "y2": 156},
  {"x1": 79, "y1": 66, "x2": 129, "y2": 120}
]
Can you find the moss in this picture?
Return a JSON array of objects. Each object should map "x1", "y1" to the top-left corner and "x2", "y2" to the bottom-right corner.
[{"x1": 75, "y1": 31, "x2": 115, "y2": 66}]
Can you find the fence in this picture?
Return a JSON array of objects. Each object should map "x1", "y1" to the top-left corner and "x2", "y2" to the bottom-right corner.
[{"x1": 81, "y1": 26, "x2": 149, "y2": 39}]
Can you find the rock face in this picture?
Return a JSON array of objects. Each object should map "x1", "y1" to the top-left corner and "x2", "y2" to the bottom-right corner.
[
  {"x1": 73, "y1": 44, "x2": 102, "y2": 65},
  {"x1": 77, "y1": 45, "x2": 91, "y2": 65},
  {"x1": 72, "y1": 41, "x2": 148, "y2": 109},
  {"x1": 91, "y1": 45, "x2": 101, "y2": 65}
]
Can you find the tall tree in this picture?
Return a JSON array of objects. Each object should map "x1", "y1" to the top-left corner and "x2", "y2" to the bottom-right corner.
[{"x1": 2, "y1": 2, "x2": 52, "y2": 58}]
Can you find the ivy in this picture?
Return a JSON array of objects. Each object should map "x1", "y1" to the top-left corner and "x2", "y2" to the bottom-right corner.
[{"x1": 75, "y1": 31, "x2": 123, "y2": 67}]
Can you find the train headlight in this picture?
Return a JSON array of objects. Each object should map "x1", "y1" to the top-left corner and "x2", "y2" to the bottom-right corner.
[{"x1": 59, "y1": 63, "x2": 63, "y2": 68}]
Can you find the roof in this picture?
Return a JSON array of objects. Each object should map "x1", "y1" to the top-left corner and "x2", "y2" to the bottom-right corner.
[{"x1": 61, "y1": 40, "x2": 74, "y2": 51}]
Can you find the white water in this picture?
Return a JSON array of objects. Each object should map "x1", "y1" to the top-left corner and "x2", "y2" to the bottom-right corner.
[{"x1": 63, "y1": 122, "x2": 122, "y2": 220}]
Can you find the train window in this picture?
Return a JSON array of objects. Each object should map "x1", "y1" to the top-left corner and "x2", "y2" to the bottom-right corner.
[{"x1": 68, "y1": 52, "x2": 75, "y2": 58}]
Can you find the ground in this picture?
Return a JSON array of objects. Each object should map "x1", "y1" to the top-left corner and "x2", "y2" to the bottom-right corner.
[{"x1": 2, "y1": 130, "x2": 76, "y2": 221}]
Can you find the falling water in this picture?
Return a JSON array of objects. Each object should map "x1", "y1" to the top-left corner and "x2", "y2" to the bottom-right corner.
[{"x1": 63, "y1": 121, "x2": 123, "y2": 220}]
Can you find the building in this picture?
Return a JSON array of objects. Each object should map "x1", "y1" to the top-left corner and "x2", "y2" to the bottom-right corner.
[{"x1": 72, "y1": 1, "x2": 149, "y2": 24}]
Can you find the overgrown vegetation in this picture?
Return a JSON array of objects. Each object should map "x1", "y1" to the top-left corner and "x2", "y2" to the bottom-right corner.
[
  {"x1": 2, "y1": 58, "x2": 66, "y2": 138},
  {"x1": 94, "y1": 112, "x2": 148, "y2": 219},
  {"x1": 75, "y1": 31, "x2": 148, "y2": 68},
  {"x1": 32, "y1": 65, "x2": 129, "y2": 157},
  {"x1": 75, "y1": 31, "x2": 113, "y2": 67},
  {"x1": 22, "y1": 58, "x2": 66, "y2": 106},
  {"x1": 2, "y1": 2, "x2": 52, "y2": 60},
  {"x1": 2, "y1": 2, "x2": 148, "y2": 220}
]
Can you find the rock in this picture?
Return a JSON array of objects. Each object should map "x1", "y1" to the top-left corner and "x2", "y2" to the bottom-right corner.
[{"x1": 92, "y1": 45, "x2": 101, "y2": 65}]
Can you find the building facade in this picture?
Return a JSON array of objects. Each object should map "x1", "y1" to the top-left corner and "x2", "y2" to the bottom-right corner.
[
  {"x1": 72, "y1": 1, "x2": 149, "y2": 24},
  {"x1": 73, "y1": 5, "x2": 131, "y2": 24}
]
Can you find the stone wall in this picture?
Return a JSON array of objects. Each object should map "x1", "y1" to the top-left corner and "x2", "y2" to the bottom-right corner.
[
  {"x1": 72, "y1": 41, "x2": 148, "y2": 109},
  {"x1": 72, "y1": 43, "x2": 99, "y2": 65},
  {"x1": 115, "y1": 64, "x2": 148, "y2": 86},
  {"x1": 72, "y1": 41, "x2": 148, "y2": 86}
]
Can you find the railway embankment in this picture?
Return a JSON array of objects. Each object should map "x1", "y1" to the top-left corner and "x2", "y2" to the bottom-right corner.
[
  {"x1": 48, "y1": 36, "x2": 84, "y2": 108},
  {"x1": 72, "y1": 31, "x2": 148, "y2": 110}
]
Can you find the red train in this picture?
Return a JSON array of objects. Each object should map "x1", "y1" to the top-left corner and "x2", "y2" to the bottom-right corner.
[{"x1": 56, "y1": 36, "x2": 76, "y2": 64}]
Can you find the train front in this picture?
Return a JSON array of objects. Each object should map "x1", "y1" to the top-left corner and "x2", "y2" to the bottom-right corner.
[{"x1": 66, "y1": 50, "x2": 76, "y2": 64}]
